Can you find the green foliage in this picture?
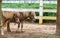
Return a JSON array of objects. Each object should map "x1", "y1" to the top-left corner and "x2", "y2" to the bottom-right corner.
[
  {"x1": 2, "y1": 3, "x2": 57, "y2": 9},
  {"x1": 35, "y1": 12, "x2": 39, "y2": 16},
  {"x1": 2, "y1": 3, "x2": 39, "y2": 9},
  {"x1": 35, "y1": 12, "x2": 56, "y2": 16},
  {"x1": 43, "y1": 12, "x2": 56, "y2": 16},
  {"x1": 43, "y1": 4, "x2": 57, "y2": 9}
]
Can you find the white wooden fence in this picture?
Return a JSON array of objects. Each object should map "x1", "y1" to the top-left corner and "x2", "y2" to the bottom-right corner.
[{"x1": 2, "y1": 0, "x2": 57, "y2": 24}]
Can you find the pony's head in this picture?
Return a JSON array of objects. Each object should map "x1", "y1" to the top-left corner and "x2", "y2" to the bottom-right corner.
[
  {"x1": 28, "y1": 11, "x2": 35, "y2": 21},
  {"x1": 13, "y1": 13, "x2": 20, "y2": 23}
]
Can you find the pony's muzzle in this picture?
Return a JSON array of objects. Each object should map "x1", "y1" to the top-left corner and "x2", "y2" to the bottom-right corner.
[
  {"x1": 16, "y1": 18, "x2": 20, "y2": 23},
  {"x1": 32, "y1": 19, "x2": 36, "y2": 22}
]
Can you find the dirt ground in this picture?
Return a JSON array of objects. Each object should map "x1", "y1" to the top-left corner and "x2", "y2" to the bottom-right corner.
[{"x1": 0, "y1": 22, "x2": 60, "y2": 38}]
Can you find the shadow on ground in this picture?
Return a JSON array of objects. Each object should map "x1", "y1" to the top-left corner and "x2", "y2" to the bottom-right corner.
[{"x1": 0, "y1": 31, "x2": 60, "y2": 38}]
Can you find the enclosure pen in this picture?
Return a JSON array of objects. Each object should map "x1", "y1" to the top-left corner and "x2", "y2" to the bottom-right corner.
[
  {"x1": 1, "y1": 0, "x2": 60, "y2": 38},
  {"x1": 2, "y1": 0, "x2": 57, "y2": 24}
]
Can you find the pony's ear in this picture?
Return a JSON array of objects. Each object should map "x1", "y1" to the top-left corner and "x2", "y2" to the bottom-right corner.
[
  {"x1": 19, "y1": 12, "x2": 23, "y2": 15},
  {"x1": 13, "y1": 14, "x2": 16, "y2": 17}
]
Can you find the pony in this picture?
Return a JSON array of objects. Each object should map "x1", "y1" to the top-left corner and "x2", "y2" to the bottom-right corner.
[
  {"x1": 1, "y1": 11, "x2": 35, "y2": 35},
  {"x1": 14, "y1": 11, "x2": 35, "y2": 32}
]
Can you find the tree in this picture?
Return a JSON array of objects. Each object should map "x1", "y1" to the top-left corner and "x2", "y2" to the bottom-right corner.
[
  {"x1": 0, "y1": 0, "x2": 2, "y2": 35},
  {"x1": 56, "y1": 0, "x2": 60, "y2": 34}
]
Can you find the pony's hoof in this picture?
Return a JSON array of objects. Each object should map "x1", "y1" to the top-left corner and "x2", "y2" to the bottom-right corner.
[
  {"x1": 7, "y1": 30, "x2": 11, "y2": 32},
  {"x1": 14, "y1": 23, "x2": 16, "y2": 25},
  {"x1": 16, "y1": 31, "x2": 20, "y2": 33},
  {"x1": 20, "y1": 31, "x2": 24, "y2": 33}
]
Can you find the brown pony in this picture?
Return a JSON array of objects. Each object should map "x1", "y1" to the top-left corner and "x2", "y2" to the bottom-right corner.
[
  {"x1": 14, "y1": 11, "x2": 35, "y2": 32},
  {"x1": 1, "y1": 11, "x2": 19, "y2": 35},
  {"x1": 1, "y1": 11, "x2": 35, "y2": 35}
]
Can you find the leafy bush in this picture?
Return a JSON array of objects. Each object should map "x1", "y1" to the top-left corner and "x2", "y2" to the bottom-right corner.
[
  {"x1": 35, "y1": 12, "x2": 39, "y2": 16},
  {"x1": 43, "y1": 12, "x2": 56, "y2": 16},
  {"x1": 43, "y1": 4, "x2": 57, "y2": 9},
  {"x1": 35, "y1": 12, "x2": 56, "y2": 16},
  {"x1": 2, "y1": 3, "x2": 39, "y2": 9}
]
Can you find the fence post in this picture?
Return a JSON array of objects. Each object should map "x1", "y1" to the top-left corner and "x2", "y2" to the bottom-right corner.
[
  {"x1": 56, "y1": 0, "x2": 60, "y2": 34},
  {"x1": 39, "y1": 0, "x2": 43, "y2": 24}
]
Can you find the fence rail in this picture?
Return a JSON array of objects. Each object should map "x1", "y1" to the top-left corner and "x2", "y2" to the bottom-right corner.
[
  {"x1": 2, "y1": 1, "x2": 40, "y2": 3},
  {"x1": 2, "y1": 8, "x2": 39, "y2": 12},
  {"x1": 2, "y1": 8, "x2": 57, "y2": 12},
  {"x1": 43, "y1": 9, "x2": 57, "y2": 12},
  {"x1": 2, "y1": 1, "x2": 57, "y2": 4},
  {"x1": 35, "y1": 16, "x2": 56, "y2": 20}
]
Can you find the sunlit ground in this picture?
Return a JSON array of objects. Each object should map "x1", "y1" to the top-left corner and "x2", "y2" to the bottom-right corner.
[
  {"x1": 9, "y1": 23, "x2": 56, "y2": 34},
  {"x1": 1, "y1": 23, "x2": 60, "y2": 38}
]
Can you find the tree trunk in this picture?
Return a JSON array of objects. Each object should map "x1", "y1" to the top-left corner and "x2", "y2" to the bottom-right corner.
[
  {"x1": 56, "y1": 0, "x2": 60, "y2": 34},
  {"x1": 0, "y1": 0, "x2": 2, "y2": 35}
]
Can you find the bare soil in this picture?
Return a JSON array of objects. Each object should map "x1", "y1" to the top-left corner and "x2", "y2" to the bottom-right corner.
[{"x1": 0, "y1": 23, "x2": 60, "y2": 38}]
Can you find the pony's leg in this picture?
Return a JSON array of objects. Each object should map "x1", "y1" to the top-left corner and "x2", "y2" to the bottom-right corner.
[
  {"x1": 16, "y1": 22, "x2": 20, "y2": 32},
  {"x1": 1, "y1": 20, "x2": 5, "y2": 35},
  {"x1": 21, "y1": 22, "x2": 23, "y2": 32},
  {"x1": 14, "y1": 23, "x2": 16, "y2": 25},
  {"x1": 1, "y1": 18, "x2": 6, "y2": 35},
  {"x1": 1, "y1": 21, "x2": 6, "y2": 35},
  {"x1": 7, "y1": 20, "x2": 11, "y2": 32},
  {"x1": 1, "y1": 26, "x2": 4, "y2": 35}
]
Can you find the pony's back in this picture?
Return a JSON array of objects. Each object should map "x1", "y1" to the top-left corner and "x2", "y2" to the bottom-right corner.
[
  {"x1": 22, "y1": 11, "x2": 35, "y2": 17},
  {"x1": 2, "y1": 11, "x2": 20, "y2": 19}
]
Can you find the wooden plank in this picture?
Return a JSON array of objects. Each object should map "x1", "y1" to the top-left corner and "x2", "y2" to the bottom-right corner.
[
  {"x1": 2, "y1": 8, "x2": 39, "y2": 12},
  {"x1": 35, "y1": 16, "x2": 39, "y2": 19},
  {"x1": 43, "y1": 1, "x2": 57, "y2": 4},
  {"x1": 43, "y1": 16, "x2": 56, "y2": 20},
  {"x1": 43, "y1": 9, "x2": 57, "y2": 12},
  {"x1": 2, "y1": 1, "x2": 39, "y2": 3},
  {"x1": 35, "y1": 16, "x2": 56, "y2": 20}
]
